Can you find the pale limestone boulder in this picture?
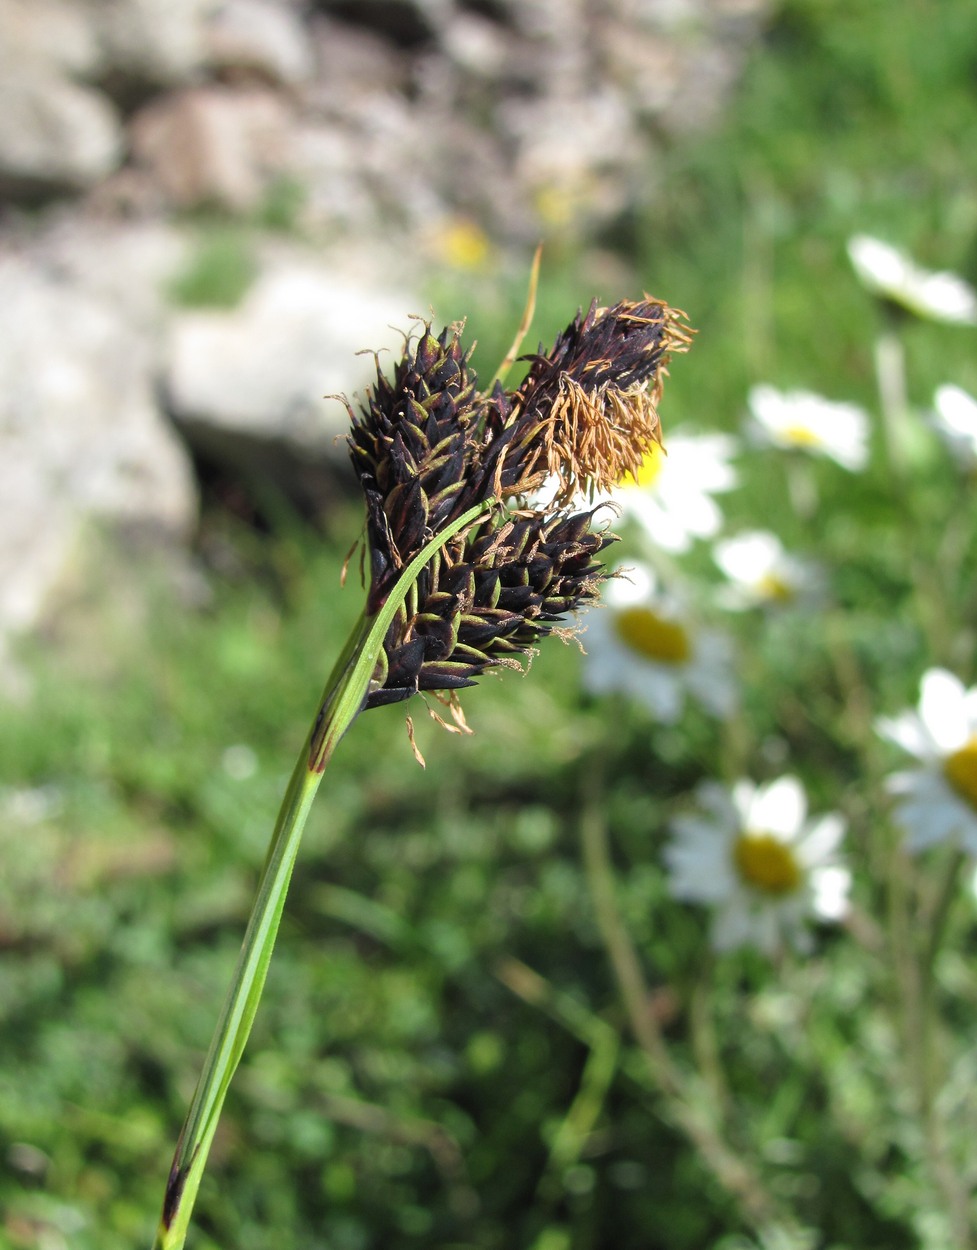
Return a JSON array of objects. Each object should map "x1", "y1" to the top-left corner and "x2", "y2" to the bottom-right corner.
[
  {"x1": 204, "y1": 0, "x2": 315, "y2": 86},
  {"x1": 129, "y1": 85, "x2": 294, "y2": 212},
  {"x1": 0, "y1": 0, "x2": 101, "y2": 77},
  {"x1": 164, "y1": 261, "x2": 419, "y2": 503},
  {"x1": 0, "y1": 230, "x2": 197, "y2": 664},
  {"x1": 0, "y1": 71, "x2": 122, "y2": 199},
  {"x1": 88, "y1": 0, "x2": 213, "y2": 97}
]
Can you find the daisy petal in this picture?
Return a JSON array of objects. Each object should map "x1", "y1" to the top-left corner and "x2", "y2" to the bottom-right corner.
[
  {"x1": 810, "y1": 865, "x2": 851, "y2": 920},
  {"x1": 919, "y1": 668, "x2": 969, "y2": 751},
  {"x1": 798, "y1": 813, "x2": 846, "y2": 864},
  {"x1": 876, "y1": 712, "x2": 933, "y2": 760},
  {"x1": 750, "y1": 776, "x2": 806, "y2": 838}
]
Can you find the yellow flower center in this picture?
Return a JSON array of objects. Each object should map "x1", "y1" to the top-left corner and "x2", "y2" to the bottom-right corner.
[
  {"x1": 781, "y1": 424, "x2": 823, "y2": 449},
  {"x1": 732, "y1": 831, "x2": 802, "y2": 895},
  {"x1": 756, "y1": 572, "x2": 794, "y2": 602},
  {"x1": 625, "y1": 441, "x2": 666, "y2": 488},
  {"x1": 943, "y1": 735, "x2": 977, "y2": 811},
  {"x1": 615, "y1": 606, "x2": 690, "y2": 664}
]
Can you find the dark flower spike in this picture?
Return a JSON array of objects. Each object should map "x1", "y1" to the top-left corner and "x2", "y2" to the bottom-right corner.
[
  {"x1": 346, "y1": 295, "x2": 691, "y2": 713},
  {"x1": 153, "y1": 286, "x2": 692, "y2": 1250},
  {"x1": 500, "y1": 297, "x2": 694, "y2": 506},
  {"x1": 363, "y1": 503, "x2": 616, "y2": 710},
  {"x1": 346, "y1": 321, "x2": 481, "y2": 613}
]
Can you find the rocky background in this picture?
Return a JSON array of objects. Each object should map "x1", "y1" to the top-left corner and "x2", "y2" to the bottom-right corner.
[{"x1": 0, "y1": 0, "x2": 769, "y2": 686}]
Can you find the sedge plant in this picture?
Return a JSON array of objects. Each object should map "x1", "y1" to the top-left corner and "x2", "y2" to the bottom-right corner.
[{"x1": 150, "y1": 276, "x2": 692, "y2": 1249}]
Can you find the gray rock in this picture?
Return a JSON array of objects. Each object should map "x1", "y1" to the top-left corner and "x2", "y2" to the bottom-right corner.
[
  {"x1": 0, "y1": 71, "x2": 122, "y2": 200},
  {"x1": 290, "y1": 0, "x2": 768, "y2": 242},
  {"x1": 129, "y1": 85, "x2": 294, "y2": 212},
  {"x1": 0, "y1": 0, "x2": 101, "y2": 78},
  {"x1": 88, "y1": 0, "x2": 213, "y2": 100},
  {"x1": 0, "y1": 231, "x2": 197, "y2": 665},
  {"x1": 205, "y1": 0, "x2": 315, "y2": 86},
  {"x1": 164, "y1": 261, "x2": 419, "y2": 507},
  {"x1": 0, "y1": 0, "x2": 770, "y2": 229},
  {"x1": 34, "y1": 217, "x2": 189, "y2": 332},
  {"x1": 0, "y1": 0, "x2": 218, "y2": 205},
  {"x1": 500, "y1": 86, "x2": 640, "y2": 233}
]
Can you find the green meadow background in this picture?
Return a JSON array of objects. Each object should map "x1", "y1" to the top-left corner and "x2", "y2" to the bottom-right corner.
[{"x1": 3, "y1": 2, "x2": 977, "y2": 1247}]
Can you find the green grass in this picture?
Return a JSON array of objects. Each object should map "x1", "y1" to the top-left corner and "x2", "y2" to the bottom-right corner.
[
  {"x1": 5, "y1": 2, "x2": 977, "y2": 1247},
  {"x1": 166, "y1": 231, "x2": 259, "y2": 309}
]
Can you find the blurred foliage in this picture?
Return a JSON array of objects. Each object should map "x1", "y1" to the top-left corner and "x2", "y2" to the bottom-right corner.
[
  {"x1": 253, "y1": 176, "x2": 308, "y2": 234},
  {"x1": 166, "y1": 231, "x2": 259, "y2": 309},
  {"x1": 5, "y1": 1, "x2": 977, "y2": 1248}
]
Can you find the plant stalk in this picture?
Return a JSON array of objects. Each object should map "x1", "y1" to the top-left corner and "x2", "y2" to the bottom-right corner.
[{"x1": 151, "y1": 501, "x2": 490, "y2": 1250}]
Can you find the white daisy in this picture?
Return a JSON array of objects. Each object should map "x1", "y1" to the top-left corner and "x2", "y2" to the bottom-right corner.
[
  {"x1": 712, "y1": 530, "x2": 826, "y2": 611},
  {"x1": 932, "y1": 384, "x2": 977, "y2": 465},
  {"x1": 747, "y1": 385, "x2": 870, "y2": 471},
  {"x1": 876, "y1": 668, "x2": 977, "y2": 853},
  {"x1": 605, "y1": 430, "x2": 738, "y2": 554},
  {"x1": 847, "y1": 234, "x2": 977, "y2": 325},
  {"x1": 665, "y1": 776, "x2": 850, "y2": 955},
  {"x1": 581, "y1": 562, "x2": 737, "y2": 723}
]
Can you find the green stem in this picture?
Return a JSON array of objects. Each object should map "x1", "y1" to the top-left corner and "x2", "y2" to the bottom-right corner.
[
  {"x1": 920, "y1": 849, "x2": 965, "y2": 985},
  {"x1": 784, "y1": 454, "x2": 818, "y2": 520},
  {"x1": 883, "y1": 845, "x2": 972, "y2": 1243},
  {"x1": 688, "y1": 953, "x2": 731, "y2": 1121},
  {"x1": 916, "y1": 849, "x2": 971, "y2": 1246},
  {"x1": 155, "y1": 746, "x2": 323, "y2": 1250},
  {"x1": 152, "y1": 501, "x2": 490, "y2": 1250},
  {"x1": 873, "y1": 327, "x2": 912, "y2": 479}
]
